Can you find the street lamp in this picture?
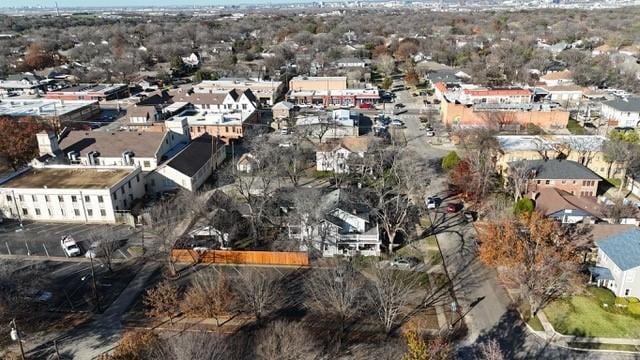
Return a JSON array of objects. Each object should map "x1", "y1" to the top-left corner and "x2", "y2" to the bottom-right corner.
[{"x1": 10, "y1": 318, "x2": 26, "y2": 360}]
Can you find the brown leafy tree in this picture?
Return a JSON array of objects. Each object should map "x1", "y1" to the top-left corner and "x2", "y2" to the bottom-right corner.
[
  {"x1": 0, "y1": 117, "x2": 49, "y2": 170},
  {"x1": 24, "y1": 43, "x2": 54, "y2": 70},
  {"x1": 181, "y1": 271, "x2": 232, "y2": 326},
  {"x1": 144, "y1": 280, "x2": 180, "y2": 325},
  {"x1": 477, "y1": 212, "x2": 586, "y2": 315},
  {"x1": 97, "y1": 331, "x2": 160, "y2": 360},
  {"x1": 153, "y1": 331, "x2": 229, "y2": 360}
]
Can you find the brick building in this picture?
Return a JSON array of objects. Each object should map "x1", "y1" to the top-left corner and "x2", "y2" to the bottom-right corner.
[{"x1": 515, "y1": 159, "x2": 601, "y2": 197}]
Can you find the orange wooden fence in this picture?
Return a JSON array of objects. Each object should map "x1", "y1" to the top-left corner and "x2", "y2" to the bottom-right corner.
[{"x1": 171, "y1": 249, "x2": 309, "y2": 267}]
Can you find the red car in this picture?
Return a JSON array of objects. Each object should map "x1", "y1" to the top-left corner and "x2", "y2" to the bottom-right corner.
[
  {"x1": 447, "y1": 203, "x2": 461, "y2": 213},
  {"x1": 359, "y1": 102, "x2": 373, "y2": 109}
]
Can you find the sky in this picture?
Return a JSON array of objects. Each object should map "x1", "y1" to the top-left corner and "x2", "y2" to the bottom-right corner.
[{"x1": 4, "y1": 0, "x2": 311, "y2": 7}]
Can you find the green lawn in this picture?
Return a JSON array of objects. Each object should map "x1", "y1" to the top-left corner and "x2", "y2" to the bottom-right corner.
[
  {"x1": 567, "y1": 118, "x2": 587, "y2": 135},
  {"x1": 544, "y1": 287, "x2": 640, "y2": 338}
]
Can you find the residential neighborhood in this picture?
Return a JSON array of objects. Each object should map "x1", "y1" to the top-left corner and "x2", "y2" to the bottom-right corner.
[{"x1": 2, "y1": 3, "x2": 640, "y2": 360}]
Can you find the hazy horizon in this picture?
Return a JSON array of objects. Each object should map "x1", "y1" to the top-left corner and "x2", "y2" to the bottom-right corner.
[{"x1": 3, "y1": 0, "x2": 319, "y2": 7}]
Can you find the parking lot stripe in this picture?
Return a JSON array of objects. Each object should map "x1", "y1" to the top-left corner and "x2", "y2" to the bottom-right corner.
[{"x1": 118, "y1": 249, "x2": 129, "y2": 258}]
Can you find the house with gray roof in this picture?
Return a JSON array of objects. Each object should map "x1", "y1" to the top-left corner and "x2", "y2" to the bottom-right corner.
[
  {"x1": 601, "y1": 97, "x2": 640, "y2": 128},
  {"x1": 591, "y1": 227, "x2": 640, "y2": 297},
  {"x1": 517, "y1": 159, "x2": 601, "y2": 198}
]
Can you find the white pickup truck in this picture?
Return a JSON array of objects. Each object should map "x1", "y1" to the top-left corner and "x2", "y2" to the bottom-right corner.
[{"x1": 61, "y1": 236, "x2": 81, "y2": 257}]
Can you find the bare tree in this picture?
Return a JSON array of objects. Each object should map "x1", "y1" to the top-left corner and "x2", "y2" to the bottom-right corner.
[
  {"x1": 88, "y1": 227, "x2": 122, "y2": 272},
  {"x1": 506, "y1": 160, "x2": 533, "y2": 202},
  {"x1": 478, "y1": 339, "x2": 504, "y2": 360},
  {"x1": 375, "y1": 53, "x2": 396, "y2": 76},
  {"x1": 146, "y1": 199, "x2": 185, "y2": 276},
  {"x1": 181, "y1": 270, "x2": 233, "y2": 326},
  {"x1": 233, "y1": 267, "x2": 281, "y2": 320},
  {"x1": 603, "y1": 139, "x2": 639, "y2": 196},
  {"x1": 602, "y1": 197, "x2": 638, "y2": 224},
  {"x1": 255, "y1": 320, "x2": 320, "y2": 360},
  {"x1": 153, "y1": 331, "x2": 229, "y2": 360},
  {"x1": 144, "y1": 280, "x2": 180, "y2": 325},
  {"x1": 368, "y1": 267, "x2": 419, "y2": 334},
  {"x1": 305, "y1": 260, "x2": 366, "y2": 337}
]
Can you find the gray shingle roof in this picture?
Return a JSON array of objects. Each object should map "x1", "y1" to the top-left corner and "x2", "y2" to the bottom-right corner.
[
  {"x1": 603, "y1": 97, "x2": 640, "y2": 113},
  {"x1": 596, "y1": 228, "x2": 640, "y2": 271},
  {"x1": 518, "y1": 159, "x2": 601, "y2": 180}
]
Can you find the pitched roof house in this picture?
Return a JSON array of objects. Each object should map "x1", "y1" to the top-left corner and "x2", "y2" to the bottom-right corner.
[
  {"x1": 591, "y1": 227, "x2": 640, "y2": 298},
  {"x1": 316, "y1": 136, "x2": 372, "y2": 173},
  {"x1": 518, "y1": 159, "x2": 601, "y2": 197}
]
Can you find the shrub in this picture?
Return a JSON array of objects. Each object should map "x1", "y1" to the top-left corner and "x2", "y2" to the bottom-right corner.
[
  {"x1": 514, "y1": 198, "x2": 535, "y2": 215},
  {"x1": 441, "y1": 151, "x2": 461, "y2": 171},
  {"x1": 628, "y1": 302, "x2": 640, "y2": 315}
]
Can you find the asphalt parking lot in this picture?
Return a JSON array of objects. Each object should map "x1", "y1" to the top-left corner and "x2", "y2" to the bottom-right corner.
[{"x1": 0, "y1": 221, "x2": 139, "y2": 259}]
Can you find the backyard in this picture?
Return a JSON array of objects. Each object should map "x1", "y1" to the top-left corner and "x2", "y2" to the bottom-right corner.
[{"x1": 544, "y1": 287, "x2": 640, "y2": 338}]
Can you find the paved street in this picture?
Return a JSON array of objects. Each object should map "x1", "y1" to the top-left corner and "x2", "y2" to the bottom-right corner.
[{"x1": 392, "y1": 82, "x2": 640, "y2": 359}]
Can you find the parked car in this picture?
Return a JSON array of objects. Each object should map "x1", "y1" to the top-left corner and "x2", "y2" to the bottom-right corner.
[
  {"x1": 425, "y1": 131, "x2": 436, "y2": 137},
  {"x1": 359, "y1": 102, "x2": 373, "y2": 109},
  {"x1": 390, "y1": 257, "x2": 418, "y2": 270},
  {"x1": 61, "y1": 236, "x2": 81, "y2": 257},
  {"x1": 279, "y1": 128, "x2": 290, "y2": 135},
  {"x1": 394, "y1": 103, "x2": 405, "y2": 109},
  {"x1": 463, "y1": 211, "x2": 476, "y2": 222},
  {"x1": 391, "y1": 119, "x2": 404, "y2": 127},
  {"x1": 426, "y1": 196, "x2": 441, "y2": 209},
  {"x1": 446, "y1": 203, "x2": 462, "y2": 213}
]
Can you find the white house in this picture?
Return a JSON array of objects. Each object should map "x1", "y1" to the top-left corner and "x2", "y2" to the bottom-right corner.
[
  {"x1": 591, "y1": 227, "x2": 640, "y2": 298},
  {"x1": 334, "y1": 57, "x2": 371, "y2": 68},
  {"x1": 539, "y1": 70, "x2": 574, "y2": 87},
  {"x1": 0, "y1": 165, "x2": 144, "y2": 224},
  {"x1": 151, "y1": 135, "x2": 226, "y2": 192},
  {"x1": 316, "y1": 136, "x2": 371, "y2": 173},
  {"x1": 289, "y1": 205, "x2": 380, "y2": 257},
  {"x1": 174, "y1": 88, "x2": 258, "y2": 121},
  {"x1": 236, "y1": 153, "x2": 258, "y2": 173},
  {"x1": 297, "y1": 109, "x2": 360, "y2": 141},
  {"x1": 182, "y1": 53, "x2": 200, "y2": 67},
  {"x1": 539, "y1": 85, "x2": 584, "y2": 108},
  {"x1": 601, "y1": 98, "x2": 640, "y2": 128}
]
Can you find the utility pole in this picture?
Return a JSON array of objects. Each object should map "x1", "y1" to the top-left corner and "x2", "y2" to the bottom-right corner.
[
  {"x1": 10, "y1": 318, "x2": 26, "y2": 360},
  {"x1": 89, "y1": 254, "x2": 102, "y2": 313}
]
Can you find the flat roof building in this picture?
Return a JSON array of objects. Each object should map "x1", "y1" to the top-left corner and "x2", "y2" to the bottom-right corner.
[
  {"x1": 0, "y1": 98, "x2": 100, "y2": 128},
  {"x1": 0, "y1": 165, "x2": 144, "y2": 224},
  {"x1": 46, "y1": 83, "x2": 130, "y2": 101}
]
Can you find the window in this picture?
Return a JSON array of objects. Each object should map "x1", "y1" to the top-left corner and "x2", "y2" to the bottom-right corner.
[
  {"x1": 143, "y1": 161, "x2": 151, "y2": 168},
  {"x1": 31, "y1": 195, "x2": 36, "y2": 202},
  {"x1": 128, "y1": 181, "x2": 131, "y2": 189},
  {"x1": 84, "y1": 195, "x2": 90, "y2": 202},
  {"x1": 537, "y1": 180, "x2": 541, "y2": 184},
  {"x1": 121, "y1": 187, "x2": 125, "y2": 194},
  {"x1": 113, "y1": 193, "x2": 117, "y2": 200},
  {"x1": 87, "y1": 209, "x2": 93, "y2": 217},
  {"x1": 545, "y1": 180, "x2": 550, "y2": 185},
  {"x1": 60, "y1": 208, "x2": 65, "y2": 216},
  {"x1": 35, "y1": 208, "x2": 41, "y2": 216},
  {"x1": 626, "y1": 289, "x2": 631, "y2": 296},
  {"x1": 47, "y1": 209, "x2": 52, "y2": 216},
  {"x1": 242, "y1": 103, "x2": 247, "y2": 110},
  {"x1": 58, "y1": 195, "x2": 63, "y2": 202},
  {"x1": 74, "y1": 209, "x2": 80, "y2": 216},
  {"x1": 5, "y1": 195, "x2": 11, "y2": 202},
  {"x1": 98, "y1": 195, "x2": 104, "y2": 203},
  {"x1": 100, "y1": 209, "x2": 106, "y2": 217},
  {"x1": 136, "y1": 175, "x2": 140, "y2": 182},
  {"x1": 45, "y1": 195, "x2": 49, "y2": 202},
  {"x1": 71, "y1": 195, "x2": 77, "y2": 202},
  {"x1": 22, "y1": 208, "x2": 28, "y2": 215},
  {"x1": 18, "y1": 195, "x2": 24, "y2": 201}
]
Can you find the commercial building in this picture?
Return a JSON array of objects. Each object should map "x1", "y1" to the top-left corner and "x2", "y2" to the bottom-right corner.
[
  {"x1": 166, "y1": 108, "x2": 252, "y2": 143},
  {"x1": 0, "y1": 165, "x2": 144, "y2": 224},
  {"x1": 46, "y1": 83, "x2": 130, "y2": 101},
  {"x1": 0, "y1": 98, "x2": 100, "y2": 128},
  {"x1": 192, "y1": 78, "x2": 284, "y2": 106},
  {"x1": 287, "y1": 76, "x2": 380, "y2": 108},
  {"x1": 436, "y1": 82, "x2": 570, "y2": 130}
]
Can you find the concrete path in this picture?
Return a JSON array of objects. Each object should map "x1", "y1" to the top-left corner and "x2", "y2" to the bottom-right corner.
[{"x1": 537, "y1": 310, "x2": 640, "y2": 346}]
